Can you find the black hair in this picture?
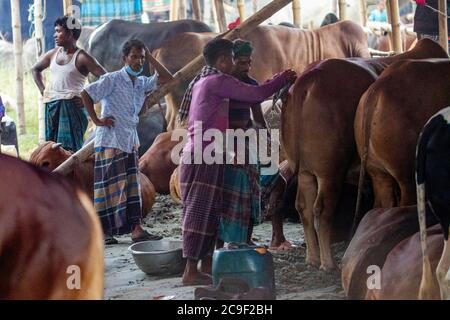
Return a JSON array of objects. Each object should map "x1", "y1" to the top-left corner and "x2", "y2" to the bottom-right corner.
[
  {"x1": 122, "y1": 39, "x2": 146, "y2": 57},
  {"x1": 54, "y1": 16, "x2": 82, "y2": 40},
  {"x1": 203, "y1": 38, "x2": 233, "y2": 66}
]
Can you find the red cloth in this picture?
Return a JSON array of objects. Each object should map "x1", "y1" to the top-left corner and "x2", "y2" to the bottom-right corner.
[
  {"x1": 415, "y1": 0, "x2": 426, "y2": 6},
  {"x1": 228, "y1": 17, "x2": 241, "y2": 30}
]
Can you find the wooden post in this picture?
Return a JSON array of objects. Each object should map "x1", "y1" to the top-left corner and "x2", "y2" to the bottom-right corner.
[
  {"x1": 178, "y1": 0, "x2": 186, "y2": 19},
  {"x1": 359, "y1": 0, "x2": 367, "y2": 27},
  {"x1": 438, "y1": 0, "x2": 449, "y2": 53},
  {"x1": 192, "y1": 0, "x2": 202, "y2": 21},
  {"x1": 35, "y1": 0, "x2": 45, "y2": 142},
  {"x1": 338, "y1": 0, "x2": 347, "y2": 20},
  {"x1": 63, "y1": 0, "x2": 72, "y2": 16},
  {"x1": 170, "y1": 0, "x2": 179, "y2": 21},
  {"x1": 332, "y1": 0, "x2": 338, "y2": 14},
  {"x1": 252, "y1": 0, "x2": 258, "y2": 14},
  {"x1": 214, "y1": 0, "x2": 227, "y2": 33},
  {"x1": 237, "y1": 0, "x2": 246, "y2": 21},
  {"x1": 10, "y1": 0, "x2": 25, "y2": 135},
  {"x1": 389, "y1": 0, "x2": 402, "y2": 53},
  {"x1": 53, "y1": 0, "x2": 295, "y2": 173},
  {"x1": 292, "y1": 0, "x2": 301, "y2": 28}
]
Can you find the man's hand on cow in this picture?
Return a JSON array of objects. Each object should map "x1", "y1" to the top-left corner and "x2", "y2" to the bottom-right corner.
[{"x1": 97, "y1": 116, "x2": 115, "y2": 128}]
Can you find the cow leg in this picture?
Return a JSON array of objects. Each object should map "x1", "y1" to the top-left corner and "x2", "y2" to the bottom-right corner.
[
  {"x1": 297, "y1": 172, "x2": 320, "y2": 267},
  {"x1": 369, "y1": 167, "x2": 397, "y2": 208},
  {"x1": 398, "y1": 180, "x2": 417, "y2": 206},
  {"x1": 436, "y1": 237, "x2": 450, "y2": 300},
  {"x1": 315, "y1": 177, "x2": 340, "y2": 271}
]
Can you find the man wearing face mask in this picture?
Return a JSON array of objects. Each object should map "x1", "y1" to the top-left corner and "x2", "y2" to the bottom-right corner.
[{"x1": 81, "y1": 39, "x2": 172, "y2": 245}]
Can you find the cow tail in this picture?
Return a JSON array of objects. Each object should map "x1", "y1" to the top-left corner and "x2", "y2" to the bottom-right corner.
[
  {"x1": 352, "y1": 87, "x2": 378, "y2": 235},
  {"x1": 416, "y1": 112, "x2": 441, "y2": 299}
]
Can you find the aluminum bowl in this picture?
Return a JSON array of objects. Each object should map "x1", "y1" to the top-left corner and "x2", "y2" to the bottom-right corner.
[{"x1": 128, "y1": 240, "x2": 186, "y2": 276}]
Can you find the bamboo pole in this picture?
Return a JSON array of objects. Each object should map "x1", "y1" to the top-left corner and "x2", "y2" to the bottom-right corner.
[
  {"x1": 53, "y1": 0, "x2": 295, "y2": 174},
  {"x1": 170, "y1": 0, "x2": 178, "y2": 21},
  {"x1": 438, "y1": 0, "x2": 449, "y2": 53},
  {"x1": 385, "y1": 0, "x2": 393, "y2": 50},
  {"x1": 214, "y1": 0, "x2": 227, "y2": 33},
  {"x1": 178, "y1": 0, "x2": 186, "y2": 19},
  {"x1": 35, "y1": 0, "x2": 45, "y2": 142},
  {"x1": 192, "y1": 0, "x2": 202, "y2": 21},
  {"x1": 332, "y1": 0, "x2": 338, "y2": 14},
  {"x1": 359, "y1": 0, "x2": 367, "y2": 27},
  {"x1": 237, "y1": 0, "x2": 246, "y2": 21},
  {"x1": 63, "y1": 0, "x2": 72, "y2": 16},
  {"x1": 292, "y1": 0, "x2": 301, "y2": 27},
  {"x1": 389, "y1": 0, "x2": 402, "y2": 53},
  {"x1": 338, "y1": 0, "x2": 347, "y2": 20},
  {"x1": 10, "y1": 0, "x2": 25, "y2": 135},
  {"x1": 253, "y1": 0, "x2": 258, "y2": 13}
]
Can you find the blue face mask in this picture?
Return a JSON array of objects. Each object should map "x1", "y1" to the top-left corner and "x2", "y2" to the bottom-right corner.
[{"x1": 125, "y1": 65, "x2": 143, "y2": 77}]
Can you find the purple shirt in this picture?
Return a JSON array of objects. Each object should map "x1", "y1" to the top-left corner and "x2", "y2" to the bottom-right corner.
[{"x1": 183, "y1": 72, "x2": 288, "y2": 154}]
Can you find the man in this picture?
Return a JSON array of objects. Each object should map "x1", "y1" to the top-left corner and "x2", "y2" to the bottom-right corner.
[
  {"x1": 81, "y1": 39, "x2": 173, "y2": 245},
  {"x1": 369, "y1": 0, "x2": 388, "y2": 22},
  {"x1": 414, "y1": 0, "x2": 450, "y2": 45},
  {"x1": 178, "y1": 38, "x2": 296, "y2": 285},
  {"x1": 32, "y1": 16, "x2": 106, "y2": 152}
]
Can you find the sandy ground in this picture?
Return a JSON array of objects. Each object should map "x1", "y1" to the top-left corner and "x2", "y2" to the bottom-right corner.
[{"x1": 104, "y1": 195, "x2": 346, "y2": 300}]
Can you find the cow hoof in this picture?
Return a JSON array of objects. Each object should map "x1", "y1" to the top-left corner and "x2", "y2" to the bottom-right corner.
[
  {"x1": 305, "y1": 257, "x2": 321, "y2": 268},
  {"x1": 319, "y1": 262, "x2": 339, "y2": 273}
]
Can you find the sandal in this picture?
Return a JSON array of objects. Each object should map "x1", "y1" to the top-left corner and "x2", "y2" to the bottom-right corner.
[
  {"x1": 105, "y1": 235, "x2": 119, "y2": 245},
  {"x1": 131, "y1": 230, "x2": 162, "y2": 243}
]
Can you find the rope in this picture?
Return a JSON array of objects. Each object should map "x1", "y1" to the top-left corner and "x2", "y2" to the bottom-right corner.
[{"x1": 424, "y1": 4, "x2": 450, "y2": 19}]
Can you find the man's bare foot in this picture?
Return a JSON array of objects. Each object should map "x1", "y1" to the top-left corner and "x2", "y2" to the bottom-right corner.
[
  {"x1": 182, "y1": 271, "x2": 212, "y2": 286},
  {"x1": 200, "y1": 257, "x2": 212, "y2": 274},
  {"x1": 269, "y1": 240, "x2": 294, "y2": 251}
]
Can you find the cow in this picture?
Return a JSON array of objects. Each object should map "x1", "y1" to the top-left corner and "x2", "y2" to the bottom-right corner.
[
  {"x1": 416, "y1": 107, "x2": 450, "y2": 299},
  {"x1": 355, "y1": 58, "x2": 450, "y2": 210},
  {"x1": 0, "y1": 154, "x2": 103, "y2": 299},
  {"x1": 366, "y1": 224, "x2": 443, "y2": 300},
  {"x1": 139, "y1": 131, "x2": 182, "y2": 194},
  {"x1": 281, "y1": 39, "x2": 448, "y2": 271},
  {"x1": 155, "y1": 20, "x2": 371, "y2": 129},
  {"x1": 341, "y1": 205, "x2": 438, "y2": 299},
  {"x1": 29, "y1": 142, "x2": 156, "y2": 217},
  {"x1": 87, "y1": 19, "x2": 212, "y2": 74}
]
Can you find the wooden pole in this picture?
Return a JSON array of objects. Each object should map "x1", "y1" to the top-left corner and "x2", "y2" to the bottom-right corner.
[
  {"x1": 35, "y1": 0, "x2": 45, "y2": 142},
  {"x1": 292, "y1": 0, "x2": 301, "y2": 28},
  {"x1": 332, "y1": 0, "x2": 338, "y2": 14},
  {"x1": 385, "y1": 0, "x2": 393, "y2": 50},
  {"x1": 63, "y1": 0, "x2": 72, "y2": 16},
  {"x1": 10, "y1": 0, "x2": 25, "y2": 135},
  {"x1": 170, "y1": 0, "x2": 178, "y2": 21},
  {"x1": 338, "y1": 0, "x2": 347, "y2": 20},
  {"x1": 192, "y1": 0, "x2": 202, "y2": 21},
  {"x1": 252, "y1": 0, "x2": 258, "y2": 14},
  {"x1": 178, "y1": 0, "x2": 186, "y2": 19},
  {"x1": 237, "y1": 0, "x2": 246, "y2": 21},
  {"x1": 438, "y1": 0, "x2": 449, "y2": 53},
  {"x1": 214, "y1": 0, "x2": 227, "y2": 33},
  {"x1": 389, "y1": 0, "x2": 402, "y2": 53},
  {"x1": 53, "y1": 0, "x2": 295, "y2": 174},
  {"x1": 359, "y1": 0, "x2": 367, "y2": 27}
]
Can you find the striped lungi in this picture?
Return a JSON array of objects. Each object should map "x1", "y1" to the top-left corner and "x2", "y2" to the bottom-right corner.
[
  {"x1": 94, "y1": 147, "x2": 142, "y2": 236},
  {"x1": 219, "y1": 163, "x2": 261, "y2": 243},
  {"x1": 180, "y1": 159, "x2": 224, "y2": 260},
  {"x1": 45, "y1": 99, "x2": 88, "y2": 152},
  {"x1": 81, "y1": 0, "x2": 143, "y2": 26}
]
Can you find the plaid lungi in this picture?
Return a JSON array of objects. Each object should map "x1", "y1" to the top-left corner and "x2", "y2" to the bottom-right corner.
[
  {"x1": 219, "y1": 163, "x2": 261, "y2": 243},
  {"x1": 180, "y1": 158, "x2": 224, "y2": 260},
  {"x1": 94, "y1": 147, "x2": 142, "y2": 236},
  {"x1": 81, "y1": 0, "x2": 143, "y2": 26},
  {"x1": 45, "y1": 99, "x2": 88, "y2": 152},
  {"x1": 142, "y1": 0, "x2": 170, "y2": 12}
]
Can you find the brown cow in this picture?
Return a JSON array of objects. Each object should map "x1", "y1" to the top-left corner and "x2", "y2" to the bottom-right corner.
[
  {"x1": 281, "y1": 39, "x2": 448, "y2": 271},
  {"x1": 155, "y1": 21, "x2": 370, "y2": 129},
  {"x1": 366, "y1": 224, "x2": 443, "y2": 300},
  {"x1": 30, "y1": 141, "x2": 156, "y2": 217},
  {"x1": 0, "y1": 154, "x2": 103, "y2": 299},
  {"x1": 341, "y1": 205, "x2": 437, "y2": 299},
  {"x1": 355, "y1": 58, "x2": 450, "y2": 209},
  {"x1": 139, "y1": 131, "x2": 184, "y2": 194}
]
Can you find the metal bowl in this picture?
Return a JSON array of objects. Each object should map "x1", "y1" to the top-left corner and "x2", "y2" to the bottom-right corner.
[{"x1": 128, "y1": 240, "x2": 186, "y2": 276}]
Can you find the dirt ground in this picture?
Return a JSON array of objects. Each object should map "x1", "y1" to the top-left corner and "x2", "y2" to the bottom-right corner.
[{"x1": 104, "y1": 195, "x2": 347, "y2": 300}]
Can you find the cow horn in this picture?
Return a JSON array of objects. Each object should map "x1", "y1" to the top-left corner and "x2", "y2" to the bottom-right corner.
[{"x1": 51, "y1": 143, "x2": 63, "y2": 150}]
